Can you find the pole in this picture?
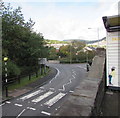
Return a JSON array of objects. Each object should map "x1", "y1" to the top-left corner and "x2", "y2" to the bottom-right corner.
[
  {"x1": 97, "y1": 28, "x2": 99, "y2": 47},
  {"x1": 70, "y1": 43, "x2": 72, "y2": 64},
  {"x1": 88, "y1": 27, "x2": 99, "y2": 47},
  {"x1": 4, "y1": 57, "x2": 8, "y2": 97}
]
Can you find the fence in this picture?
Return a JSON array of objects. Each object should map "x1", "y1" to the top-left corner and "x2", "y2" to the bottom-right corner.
[{"x1": 2, "y1": 65, "x2": 49, "y2": 93}]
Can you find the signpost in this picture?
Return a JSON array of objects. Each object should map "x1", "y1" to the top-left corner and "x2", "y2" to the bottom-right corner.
[
  {"x1": 38, "y1": 58, "x2": 47, "y2": 75},
  {"x1": 102, "y1": 15, "x2": 120, "y2": 90}
]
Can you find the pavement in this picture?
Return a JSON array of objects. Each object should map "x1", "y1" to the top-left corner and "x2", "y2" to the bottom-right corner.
[{"x1": 2, "y1": 67, "x2": 57, "y2": 101}]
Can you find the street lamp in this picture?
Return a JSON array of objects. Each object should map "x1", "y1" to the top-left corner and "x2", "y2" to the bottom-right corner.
[
  {"x1": 88, "y1": 28, "x2": 99, "y2": 47},
  {"x1": 70, "y1": 42, "x2": 72, "y2": 64},
  {"x1": 3, "y1": 57, "x2": 8, "y2": 97}
]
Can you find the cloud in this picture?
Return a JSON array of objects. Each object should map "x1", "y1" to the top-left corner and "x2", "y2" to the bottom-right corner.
[{"x1": 4, "y1": 0, "x2": 119, "y2": 41}]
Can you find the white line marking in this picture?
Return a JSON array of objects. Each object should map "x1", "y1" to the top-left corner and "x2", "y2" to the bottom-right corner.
[
  {"x1": 59, "y1": 84, "x2": 65, "y2": 91},
  {"x1": 6, "y1": 101, "x2": 11, "y2": 104},
  {"x1": 15, "y1": 104, "x2": 23, "y2": 107},
  {"x1": 44, "y1": 92, "x2": 66, "y2": 107},
  {"x1": 0, "y1": 103, "x2": 5, "y2": 106},
  {"x1": 27, "y1": 107, "x2": 36, "y2": 111},
  {"x1": 49, "y1": 88, "x2": 54, "y2": 91},
  {"x1": 32, "y1": 91, "x2": 54, "y2": 103},
  {"x1": 72, "y1": 75, "x2": 76, "y2": 79},
  {"x1": 49, "y1": 67, "x2": 60, "y2": 83},
  {"x1": 41, "y1": 111, "x2": 51, "y2": 116},
  {"x1": 66, "y1": 79, "x2": 72, "y2": 85},
  {"x1": 77, "y1": 66, "x2": 86, "y2": 70},
  {"x1": 40, "y1": 87, "x2": 44, "y2": 89},
  {"x1": 20, "y1": 90, "x2": 43, "y2": 100},
  {"x1": 73, "y1": 72, "x2": 76, "y2": 75},
  {"x1": 16, "y1": 109, "x2": 26, "y2": 118}
]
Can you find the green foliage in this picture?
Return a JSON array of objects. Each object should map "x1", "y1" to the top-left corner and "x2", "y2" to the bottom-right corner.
[
  {"x1": 2, "y1": 3, "x2": 49, "y2": 78},
  {"x1": 2, "y1": 60, "x2": 21, "y2": 78},
  {"x1": 48, "y1": 47, "x2": 58, "y2": 60},
  {"x1": 45, "y1": 39, "x2": 68, "y2": 44}
]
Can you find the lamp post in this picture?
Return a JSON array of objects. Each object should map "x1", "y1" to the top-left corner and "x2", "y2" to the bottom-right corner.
[
  {"x1": 88, "y1": 28, "x2": 99, "y2": 47},
  {"x1": 70, "y1": 42, "x2": 72, "y2": 64},
  {"x1": 3, "y1": 57, "x2": 8, "y2": 97}
]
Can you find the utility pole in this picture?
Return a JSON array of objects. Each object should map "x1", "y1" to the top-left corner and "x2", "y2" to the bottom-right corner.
[
  {"x1": 70, "y1": 43, "x2": 72, "y2": 64},
  {"x1": 4, "y1": 57, "x2": 8, "y2": 97},
  {"x1": 88, "y1": 27, "x2": 99, "y2": 47}
]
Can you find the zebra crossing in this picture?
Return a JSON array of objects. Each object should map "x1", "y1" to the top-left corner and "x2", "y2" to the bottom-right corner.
[{"x1": 18, "y1": 88, "x2": 66, "y2": 108}]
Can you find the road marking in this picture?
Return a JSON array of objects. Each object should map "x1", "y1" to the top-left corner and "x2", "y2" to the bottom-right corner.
[
  {"x1": 32, "y1": 91, "x2": 54, "y2": 103},
  {"x1": 49, "y1": 88, "x2": 54, "y2": 91},
  {"x1": 40, "y1": 87, "x2": 44, "y2": 89},
  {"x1": 15, "y1": 103, "x2": 23, "y2": 107},
  {"x1": 44, "y1": 92, "x2": 66, "y2": 107},
  {"x1": 0, "y1": 103, "x2": 5, "y2": 106},
  {"x1": 49, "y1": 67, "x2": 60, "y2": 83},
  {"x1": 77, "y1": 66, "x2": 86, "y2": 70},
  {"x1": 20, "y1": 90, "x2": 43, "y2": 100},
  {"x1": 16, "y1": 109, "x2": 26, "y2": 118},
  {"x1": 27, "y1": 107, "x2": 36, "y2": 111},
  {"x1": 72, "y1": 75, "x2": 76, "y2": 79},
  {"x1": 41, "y1": 111, "x2": 51, "y2": 116},
  {"x1": 66, "y1": 79, "x2": 72, "y2": 85},
  {"x1": 73, "y1": 71, "x2": 76, "y2": 75},
  {"x1": 59, "y1": 84, "x2": 65, "y2": 91},
  {"x1": 72, "y1": 70, "x2": 76, "y2": 75},
  {"x1": 6, "y1": 101, "x2": 11, "y2": 104}
]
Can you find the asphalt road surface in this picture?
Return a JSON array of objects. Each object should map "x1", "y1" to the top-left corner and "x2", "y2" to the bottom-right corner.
[{"x1": 2, "y1": 63, "x2": 87, "y2": 117}]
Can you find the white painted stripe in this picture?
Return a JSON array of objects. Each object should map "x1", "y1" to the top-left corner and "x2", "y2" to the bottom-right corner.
[
  {"x1": 44, "y1": 93, "x2": 66, "y2": 107},
  {"x1": 72, "y1": 75, "x2": 75, "y2": 79},
  {"x1": 49, "y1": 88, "x2": 54, "y2": 91},
  {"x1": 41, "y1": 111, "x2": 51, "y2": 116},
  {"x1": 20, "y1": 90, "x2": 43, "y2": 100},
  {"x1": 49, "y1": 67, "x2": 60, "y2": 83},
  {"x1": 0, "y1": 103, "x2": 5, "y2": 106},
  {"x1": 6, "y1": 101, "x2": 11, "y2": 104},
  {"x1": 27, "y1": 107, "x2": 36, "y2": 111},
  {"x1": 16, "y1": 109, "x2": 26, "y2": 118},
  {"x1": 40, "y1": 87, "x2": 44, "y2": 89},
  {"x1": 73, "y1": 71, "x2": 76, "y2": 75},
  {"x1": 5, "y1": 73, "x2": 7, "y2": 77},
  {"x1": 5, "y1": 68, "x2": 7, "y2": 71},
  {"x1": 78, "y1": 66, "x2": 86, "y2": 70},
  {"x1": 32, "y1": 91, "x2": 54, "y2": 103},
  {"x1": 15, "y1": 103, "x2": 23, "y2": 107}
]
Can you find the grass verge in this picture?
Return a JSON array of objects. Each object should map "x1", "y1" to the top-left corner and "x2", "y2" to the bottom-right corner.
[{"x1": 8, "y1": 68, "x2": 50, "y2": 91}]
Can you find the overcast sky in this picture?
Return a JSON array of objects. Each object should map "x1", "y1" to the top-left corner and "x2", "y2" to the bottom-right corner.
[{"x1": 4, "y1": 0, "x2": 119, "y2": 41}]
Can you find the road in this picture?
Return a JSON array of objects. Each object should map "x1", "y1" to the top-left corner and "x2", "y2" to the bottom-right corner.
[{"x1": 2, "y1": 63, "x2": 87, "y2": 117}]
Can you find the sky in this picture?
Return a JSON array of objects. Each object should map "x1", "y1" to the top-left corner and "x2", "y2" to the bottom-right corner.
[{"x1": 3, "y1": 0, "x2": 120, "y2": 41}]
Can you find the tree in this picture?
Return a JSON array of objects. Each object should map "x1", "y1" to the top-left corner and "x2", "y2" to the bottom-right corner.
[
  {"x1": 2, "y1": 2, "x2": 49, "y2": 77},
  {"x1": 48, "y1": 47, "x2": 58, "y2": 60}
]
